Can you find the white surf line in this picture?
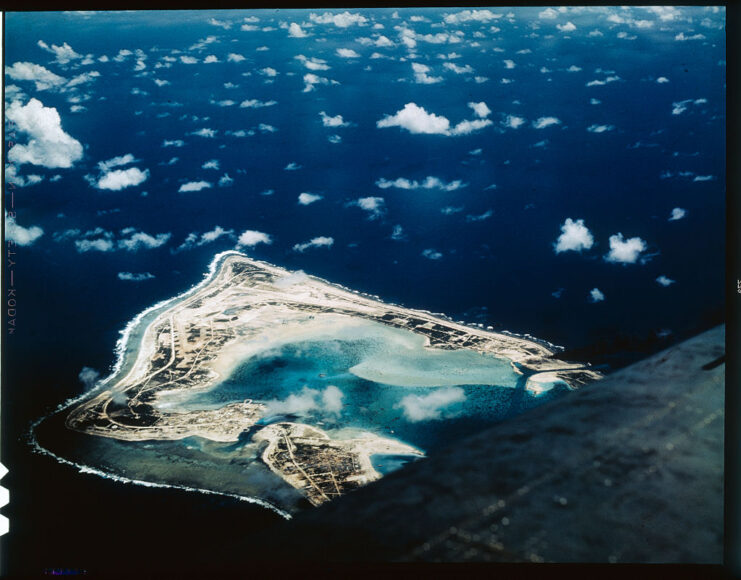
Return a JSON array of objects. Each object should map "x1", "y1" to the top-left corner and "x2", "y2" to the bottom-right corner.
[
  {"x1": 27, "y1": 251, "x2": 294, "y2": 520},
  {"x1": 26, "y1": 416, "x2": 292, "y2": 520}
]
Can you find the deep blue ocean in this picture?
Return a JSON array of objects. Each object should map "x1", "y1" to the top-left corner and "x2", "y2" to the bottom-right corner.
[{"x1": 2, "y1": 7, "x2": 726, "y2": 575}]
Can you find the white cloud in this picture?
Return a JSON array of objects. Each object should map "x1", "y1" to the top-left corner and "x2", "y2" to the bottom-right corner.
[
  {"x1": 586, "y1": 75, "x2": 620, "y2": 87},
  {"x1": 176, "y1": 226, "x2": 234, "y2": 251},
  {"x1": 118, "y1": 272, "x2": 155, "y2": 281},
  {"x1": 295, "y1": 54, "x2": 330, "y2": 71},
  {"x1": 180, "y1": 55, "x2": 198, "y2": 64},
  {"x1": 422, "y1": 248, "x2": 443, "y2": 260},
  {"x1": 274, "y1": 270, "x2": 310, "y2": 289},
  {"x1": 302, "y1": 72, "x2": 333, "y2": 92},
  {"x1": 218, "y1": 174, "x2": 234, "y2": 187},
  {"x1": 298, "y1": 192, "x2": 323, "y2": 205},
  {"x1": 319, "y1": 111, "x2": 349, "y2": 127},
  {"x1": 444, "y1": 10, "x2": 502, "y2": 24},
  {"x1": 587, "y1": 124, "x2": 615, "y2": 133},
  {"x1": 503, "y1": 115, "x2": 526, "y2": 129},
  {"x1": 533, "y1": 116, "x2": 561, "y2": 129},
  {"x1": 202, "y1": 159, "x2": 220, "y2": 170},
  {"x1": 377, "y1": 102, "x2": 492, "y2": 136},
  {"x1": 179, "y1": 181, "x2": 212, "y2": 192},
  {"x1": 354, "y1": 196, "x2": 385, "y2": 219},
  {"x1": 5, "y1": 211, "x2": 44, "y2": 246},
  {"x1": 557, "y1": 21, "x2": 577, "y2": 32},
  {"x1": 78, "y1": 366, "x2": 100, "y2": 390},
  {"x1": 693, "y1": 175, "x2": 715, "y2": 182},
  {"x1": 443, "y1": 62, "x2": 474, "y2": 74},
  {"x1": 503, "y1": 59, "x2": 516, "y2": 69},
  {"x1": 191, "y1": 128, "x2": 217, "y2": 138},
  {"x1": 656, "y1": 76, "x2": 670, "y2": 83},
  {"x1": 98, "y1": 154, "x2": 136, "y2": 172},
  {"x1": 466, "y1": 209, "x2": 493, "y2": 222},
  {"x1": 669, "y1": 207, "x2": 686, "y2": 221},
  {"x1": 96, "y1": 167, "x2": 149, "y2": 191},
  {"x1": 37, "y1": 40, "x2": 82, "y2": 64},
  {"x1": 293, "y1": 236, "x2": 334, "y2": 252},
  {"x1": 391, "y1": 225, "x2": 405, "y2": 241},
  {"x1": 396, "y1": 387, "x2": 465, "y2": 422},
  {"x1": 118, "y1": 230, "x2": 171, "y2": 252},
  {"x1": 264, "y1": 386, "x2": 344, "y2": 418},
  {"x1": 163, "y1": 139, "x2": 185, "y2": 147},
  {"x1": 554, "y1": 218, "x2": 594, "y2": 253},
  {"x1": 376, "y1": 176, "x2": 466, "y2": 192},
  {"x1": 67, "y1": 70, "x2": 101, "y2": 88},
  {"x1": 589, "y1": 288, "x2": 605, "y2": 303},
  {"x1": 412, "y1": 62, "x2": 442, "y2": 84},
  {"x1": 468, "y1": 101, "x2": 491, "y2": 118},
  {"x1": 604, "y1": 233, "x2": 647, "y2": 264},
  {"x1": 288, "y1": 23, "x2": 309, "y2": 38},
  {"x1": 6, "y1": 98, "x2": 83, "y2": 168},
  {"x1": 337, "y1": 48, "x2": 361, "y2": 58},
  {"x1": 675, "y1": 32, "x2": 706, "y2": 41},
  {"x1": 259, "y1": 67, "x2": 278, "y2": 77},
  {"x1": 309, "y1": 11, "x2": 368, "y2": 27},
  {"x1": 240, "y1": 98, "x2": 277, "y2": 108},
  {"x1": 227, "y1": 53, "x2": 246, "y2": 62},
  {"x1": 236, "y1": 229, "x2": 272, "y2": 248},
  {"x1": 567, "y1": 65, "x2": 582, "y2": 72},
  {"x1": 5, "y1": 62, "x2": 66, "y2": 91},
  {"x1": 538, "y1": 8, "x2": 559, "y2": 19},
  {"x1": 208, "y1": 17, "x2": 231, "y2": 30},
  {"x1": 656, "y1": 275, "x2": 675, "y2": 287},
  {"x1": 284, "y1": 162, "x2": 301, "y2": 171}
]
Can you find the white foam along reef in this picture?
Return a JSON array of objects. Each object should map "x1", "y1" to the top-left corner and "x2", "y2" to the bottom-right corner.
[
  {"x1": 27, "y1": 249, "x2": 562, "y2": 519},
  {"x1": 26, "y1": 250, "x2": 292, "y2": 520}
]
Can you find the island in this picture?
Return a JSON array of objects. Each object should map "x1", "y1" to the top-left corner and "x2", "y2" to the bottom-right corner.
[{"x1": 63, "y1": 252, "x2": 601, "y2": 508}]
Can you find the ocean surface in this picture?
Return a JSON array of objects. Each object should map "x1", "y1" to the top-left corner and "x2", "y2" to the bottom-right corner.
[{"x1": 2, "y1": 7, "x2": 726, "y2": 574}]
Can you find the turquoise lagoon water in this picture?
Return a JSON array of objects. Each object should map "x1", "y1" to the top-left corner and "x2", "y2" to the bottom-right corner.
[{"x1": 169, "y1": 320, "x2": 570, "y2": 454}]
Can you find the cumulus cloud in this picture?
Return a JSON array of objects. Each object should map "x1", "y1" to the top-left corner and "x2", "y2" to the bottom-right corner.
[
  {"x1": 6, "y1": 98, "x2": 83, "y2": 168},
  {"x1": 671, "y1": 98, "x2": 707, "y2": 115},
  {"x1": 97, "y1": 154, "x2": 136, "y2": 172},
  {"x1": 391, "y1": 225, "x2": 405, "y2": 241},
  {"x1": 539, "y1": 7, "x2": 559, "y2": 19},
  {"x1": 377, "y1": 102, "x2": 492, "y2": 136},
  {"x1": 604, "y1": 233, "x2": 647, "y2": 264},
  {"x1": 412, "y1": 62, "x2": 442, "y2": 84},
  {"x1": 587, "y1": 124, "x2": 615, "y2": 133},
  {"x1": 533, "y1": 116, "x2": 561, "y2": 129},
  {"x1": 422, "y1": 248, "x2": 443, "y2": 260},
  {"x1": 443, "y1": 62, "x2": 474, "y2": 74},
  {"x1": 202, "y1": 159, "x2": 220, "y2": 170},
  {"x1": 669, "y1": 207, "x2": 687, "y2": 221},
  {"x1": 353, "y1": 196, "x2": 385, "y2": 219},
  {"x1": 118, "y1": 272, "x2": 155, "y2": 281},
  {"x1": 466, "y1": 209, "x2": 493, "y2": 222},
  {"x1": 179, "y1": 181, "x2": 212, "y2": 192},
  {"x1": 444, "y1": 9, "x2": 502, "y2": 24},
  {"x1": 236, "y1": 229, "x2": 272, "y2": 248},
  {"x1": 163, "y1": 139, "x2": 185, "y2": 147},
  {"x1": 557, "y1": 21, "x2": 577, "y2": 32},
  {"x1": 118, "y1": 230, "x2": 171, "y2": 252},
  {"x1": 96, "y1": 167, "x2": 149, "y2": 191},
  {"x1": 227, "y1": 53, "x2": 246, "y2": 62},
  {"x1": 240, "y1": 99, "x2": 278, "y2": 109},
  {"x1": 502, "y1": 115, "x2": 526, "y2": 129},
  {"x1": 337, "y1": 48, "x2": 361, "y2": 58},
  {"x1": 284, "y1": 162, "x2": 301, "y2": 171},
  {"x1": 309, "y1": 11, "x2": 368, "y2": 27},
  {"x1": 37, "y1": 40, "x2": 82, "y2": 64},
  {"x1": 396, "y1": 387, "x2": 465, "y2": 422},
  {"x1": 295, "y1": 54, "x2": 330, "y2": 71},
  {"x1": 5, "y1": 62, "x2": 66, "y2": 91},
  {"x1": 589, "y1": 288, "x2": 605, "y2": 303},
  {"x1": 293, "y1": 236, "x2": 334, "y2": 252},
  {"x1": 554, "y1": 218, "x2": 594, "y2": 253},
  {"x1": 78, "y1": 366, "x2": 100, "y2": 390},
  {"x1": 264, "y1": 385, "x2": 345, "y2": 418},
  {"x1": 376, "y1": 176, "x2": 466, "y2": 191},
  {"x1": 656, "y1": 76, "x2": 670, "y2": 83},
  {"x1": 5, "y1": 211, "x2": 44, "y2": 246},
  {"x1": 191, "y1": 128, "x2": 217, "y2": 138},
  {"x1": 656, "y1": 275, "x2": 675, "y2": 287},
  {"x1": 288, "y1": 23, "x2": 309, "y2": 38},
  {"x1": 298, "y1": 192, "x2": 323, "y2": 205},
  {"x1": 303, "y1": 73, "x2": 334, "y2": 92},
  {"x1": 586, "y1": 75, "x2": 620, "y2": 87},
  {"x1": 175, "y1": 226, "x2": 235, "y2": 252},
  {"x1": 319, "y1": 111, "x2": 350, "y2": 127},
  {"x1": 468, "y1": 101, "x2": 491, "y2": 118}
]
